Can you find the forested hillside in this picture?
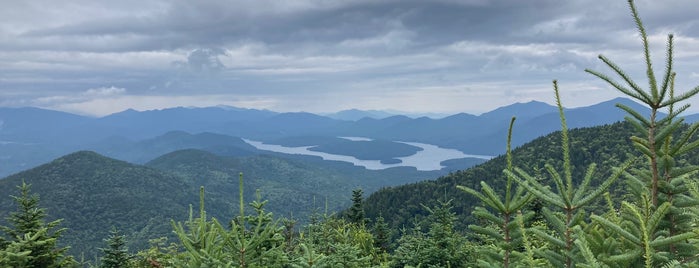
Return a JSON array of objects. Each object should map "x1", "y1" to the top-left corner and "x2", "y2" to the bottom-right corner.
[
  {"x1": 0, "y1": 148, "x2": 441, "y2": 260},
  {"x1": 0, "y1": 151, "x2": 195, "y2": 258},
  {"x1": 363, "y1": 121, "x2": 636, "y2": 233}
]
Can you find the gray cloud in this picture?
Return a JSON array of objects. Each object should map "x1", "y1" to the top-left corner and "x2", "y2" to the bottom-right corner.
[{"x1": 1, "y1": 0, "x2": 698, "y2": 116}]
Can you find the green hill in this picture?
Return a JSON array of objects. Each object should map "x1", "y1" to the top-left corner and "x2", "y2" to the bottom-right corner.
[
  {"x1": 146, "y1": 149, "x2": 359, "y2": 219},
  {"x1": 362, "y1": 121, "x2": 637, "y2": 232},
  {"x1": 0, "y1": 151, "x2": 197, "y2": 259},
  {"x1": 0, "y1": 148, "x2": 436, "y2": 260}
]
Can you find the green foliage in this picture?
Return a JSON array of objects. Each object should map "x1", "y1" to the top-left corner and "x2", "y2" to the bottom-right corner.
[
  {"x1": 0, "y1": 151, "x2": 193, "y2": 260},
  {"x1": 0, "y1": 181, "x2": 75, "y2": 268},
  {"x1": 347, "y1": 189, "x2": 366, "y2": 226},
  {"x1": 6, "y1": 3, "x2": 699, "y2": 268},
  {"x1": 506, "y1": 81, "x2": 631, "y2": 267},
  {"x1": 171, "y1": 178, "x2": 287, "y2": 268},
  {"x1": 458, "y1": 117, "x2": 534, "y2": 267},
  {"x1": 364, "y1": 121, "x2": 635, "y2": 241},
  {"x1": 99, "y1": 227, "x2": 132, "y2": 268},
  {"x1": 371, "y1": 216, "x2": 391, "y2": 254},
  {"x1": 391, "y1": 200, "x2": 471, "y2": 268},
  {"x1": 0, "y1": 148, "x2": 441, "y2": 260},
  {"x1": 583, "y1": 0, "x2": 699, "y2": 266}
]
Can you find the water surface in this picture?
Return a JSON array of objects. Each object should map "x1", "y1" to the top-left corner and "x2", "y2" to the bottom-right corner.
[{"x1": 243, "y1": 138, "x2": 492, "y2": 171}]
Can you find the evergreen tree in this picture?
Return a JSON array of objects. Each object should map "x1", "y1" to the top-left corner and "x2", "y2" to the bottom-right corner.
[
  {"x1": 507, "y1": 81, "x2": 630, "y2": 267},
  {"x1": 391, "y1": 200, "x2": 470, "y2": 268},
  {"x1": 372, "y1": 215, "x2": 391, "y2": 254},
  {"x1": 458, "y1": 117, "x2": 535, "y2": 267},
  {"x1": 0, "y1": 181, "x2": 75, "y2": 267},
  {"x1": 100, "y1": 227, "x2": 131, "y2": 268},
  {"x1": 172, "y1": 174, "x2": 287, "y2": 267},
  {"x1": 347, "y1": 189, "x2": 366, "y2": 226},
  {"x1": 585, "y1": 0, "x2": 699, "y2": 265}
]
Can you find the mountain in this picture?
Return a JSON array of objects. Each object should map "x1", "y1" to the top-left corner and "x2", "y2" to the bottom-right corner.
[
  {"x1": 146, "y1": 149, "x2": 359, "y2": 219},
  {"x1": 0, "y1": 97, "x2": 674, "y2": 178},
  {"x1": 93, "y1": 106, "x2": 278, "y2": 140},
  {"x1": 479, "y1": 100, "x2": 556, "y2": 120},
  {"x1": 0, "y1": 148, "x2": 442, "y2": 259},
  {"x1": 0, "y1": 151, "x2": 197, "y2": 259},
  {"x1": 88, "y1": 131, "x2": 258, "y2": 163},
  {"x1": 325, "y1": 109, "x2": 396, "y2": 121},
  {"x1": 0, "y1": 107, "x2": 91, "y2": 144}
]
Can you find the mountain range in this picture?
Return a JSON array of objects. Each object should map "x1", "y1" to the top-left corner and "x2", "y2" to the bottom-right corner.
[{"x1": 0, "y1": 97, "x2": 657, "y2": 178}]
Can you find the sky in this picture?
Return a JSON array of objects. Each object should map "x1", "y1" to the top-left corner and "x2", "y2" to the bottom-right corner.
[{"x1": 1, "y1": 0, "x2": 699, "y2": 117}]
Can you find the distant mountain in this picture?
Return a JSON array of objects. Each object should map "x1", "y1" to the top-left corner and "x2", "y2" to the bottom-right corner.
[
  {"x1": 146, "y1": 149, "x2": 359, "y2": 219},
  {"x1": 0, "y1": 107, "x2": 91, "y2": 144},
  {"x1": 0, "y1": 97, "x2": 681, "y2": 177},
  {"x1": 479, "y1": 100, "x2": 556, "y2": 120},
  {"x1": 94, "y1": 106, "x2": 278, "y2": 140},
  {"x1": 88, "y1": 131, "x2": 258, "y2": 163},
  {"x1": 325, "y1": 109, "x2": 396, "y2": 121}
]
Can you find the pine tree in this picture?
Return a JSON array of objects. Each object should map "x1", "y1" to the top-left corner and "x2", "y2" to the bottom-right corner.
[
  {"x1": 100, "y1": 227, "x2": 131, "y2": 268},
  {"x1": 0, "y1": 181, "x2": 75, "y2": 267}
]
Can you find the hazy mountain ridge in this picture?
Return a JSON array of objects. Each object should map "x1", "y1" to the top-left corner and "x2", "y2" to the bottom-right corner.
[{"x1": 0, "y1": 97, "x2": 662, "y2": 177}]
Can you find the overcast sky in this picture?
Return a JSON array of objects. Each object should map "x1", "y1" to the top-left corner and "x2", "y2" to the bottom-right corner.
[{"x1": 1, "y1": 0, "x2": 699, "y2": 117}]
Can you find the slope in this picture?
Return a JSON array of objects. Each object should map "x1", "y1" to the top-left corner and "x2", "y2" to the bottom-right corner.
[
  {"x1": 0, "y1": 151, "x2": 198, "y2": 260},
  {"x1": 146, "y1": 149, "x2": 359, "y2": 220},
  {"x1": 363, "y1": 122, "x2": 638, "y2": 233}
]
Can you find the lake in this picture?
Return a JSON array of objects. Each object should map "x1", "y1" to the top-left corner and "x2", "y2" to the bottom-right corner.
[{"x1": 243, "y1": 137, "x2": 492, "y2": 171}]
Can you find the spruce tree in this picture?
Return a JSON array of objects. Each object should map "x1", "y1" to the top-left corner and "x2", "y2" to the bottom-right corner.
[
  {"x1": 172, "y1": 174, "x2": 287, "y2": 267},
  {"x1": 0, "y1": 181, "x2": 75, "y2": 267},
  {"x1": 391, "y1": 200, "x2": 470, "y2": 268},
  {"x1": 506, "y1": 81, "x2": 630, "y2": 267},
  {"x1": 100, "y1": 227, "x2": 131, "y2": 268},
  {"x1": 584, "y1": 0, "x2": 699, "y2": 265},
  {"x1": 372, "y1": 215, "x2": 391, "y2": 254},
  {"x1": 347, "y1": 188, "x2": 366, "y2": 226},
  {"x1": 458, "y1": 117, "x2": 534, "y2": 267}
]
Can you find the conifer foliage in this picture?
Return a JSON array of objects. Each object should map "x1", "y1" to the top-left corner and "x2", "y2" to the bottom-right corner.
[
  {"x1": 0, "y1": 181, "x2": 75, "y2": 267},
  {"x1": 99, "y1": 227, "x2": 132, "y2": 268},
  {"x1": 506, "y1": 81, "x2": 630, "y2": 267},
  {"x1": 584, "y1": 0, "x2": 699, "y2": 265},
  {"x1": 458, "y1": 117, "x2": 535, "y2": 267},
  {"x1": 347, "y1": 188, "x2": 366, "y2": 226}
]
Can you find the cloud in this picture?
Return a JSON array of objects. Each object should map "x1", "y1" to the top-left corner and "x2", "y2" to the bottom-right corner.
[
  {"x1": 1, "y1": 0, "x2": 699, "y2": 116},
  {"x1": 84, "y1": 86, "x2": 127, "y2": 96},
  {"x1": 172, "y1": 48, "x2": 226, "y2": 73}
]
